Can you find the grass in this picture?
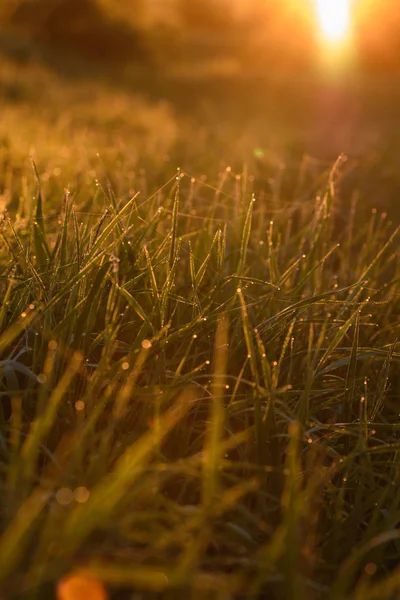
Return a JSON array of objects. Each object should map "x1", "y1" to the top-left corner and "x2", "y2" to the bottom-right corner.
[{"x1": 2, "y1": 57, "x2": 400, "y2": 600}]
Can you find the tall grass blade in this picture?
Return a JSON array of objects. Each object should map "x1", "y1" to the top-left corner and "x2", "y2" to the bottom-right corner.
[{"x1": 203, "y1": 314, "x2": 229, "y2": 505}]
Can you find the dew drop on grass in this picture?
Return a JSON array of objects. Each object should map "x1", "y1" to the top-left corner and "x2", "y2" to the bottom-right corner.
[
  {"x1": 142, "y1": 339, "x2": 152, "y2": 350},
  {"x1": 121, "y1": 362, "x2": 129, "y2": 371},
  {"x1": 75, "y1": 401, "x2": 85, "y2": 411}
]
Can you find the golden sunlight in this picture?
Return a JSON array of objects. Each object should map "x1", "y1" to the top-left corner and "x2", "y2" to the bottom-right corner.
[{"x1": 315, "y1": 0, "x2": 351, "y2": 43}]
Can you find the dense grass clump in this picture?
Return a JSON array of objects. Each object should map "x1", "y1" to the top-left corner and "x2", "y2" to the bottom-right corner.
[{"x1": 1, "y1": 144, "x2": 400, "y2": 600}]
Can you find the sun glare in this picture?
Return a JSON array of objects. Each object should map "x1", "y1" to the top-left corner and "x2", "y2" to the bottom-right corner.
[{"x1": 316, "y1": 0, "x2": 351, "y2": 43}]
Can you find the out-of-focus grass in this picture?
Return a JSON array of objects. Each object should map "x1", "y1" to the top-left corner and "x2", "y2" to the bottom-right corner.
[{"x1": 2, "y1": 56, "x2": 400, "y2": 600}]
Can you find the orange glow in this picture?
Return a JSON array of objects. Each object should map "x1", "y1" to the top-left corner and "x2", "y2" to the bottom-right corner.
[{"x1": 315, "y1": 0, "x2": 351, "y2": 43}]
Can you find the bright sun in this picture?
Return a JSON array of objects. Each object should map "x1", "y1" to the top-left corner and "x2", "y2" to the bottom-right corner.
[{"x1": 315, "y1": 0, "x2": 351, "y2": 43}]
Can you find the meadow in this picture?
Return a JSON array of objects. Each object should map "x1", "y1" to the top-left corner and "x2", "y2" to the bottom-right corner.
[{"x1": 2, "y1": 55, "x2": 400, "y2": 600}]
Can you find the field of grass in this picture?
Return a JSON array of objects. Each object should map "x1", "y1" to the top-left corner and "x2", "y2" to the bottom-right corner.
[{"x1": 2, "y1": 56, "x2": 400, "y2": 600}]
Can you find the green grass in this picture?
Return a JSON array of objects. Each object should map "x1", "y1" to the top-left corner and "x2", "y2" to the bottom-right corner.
[{"x1": 2, "y1": 58, "x2": 400, "y2": 600}]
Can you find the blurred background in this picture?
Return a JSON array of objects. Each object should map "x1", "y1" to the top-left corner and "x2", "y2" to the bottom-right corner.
[
  {"x1": 1, "y1": 0, "x2": 400, "y2": 206},
  {"x1": 2, "y1": 0, "x2": 400, "y2": 74}
]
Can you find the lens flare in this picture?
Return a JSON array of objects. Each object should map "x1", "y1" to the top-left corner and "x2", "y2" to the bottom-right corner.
[{"x1": 316, "y1": 0, "x2": 350, "y2": 42}]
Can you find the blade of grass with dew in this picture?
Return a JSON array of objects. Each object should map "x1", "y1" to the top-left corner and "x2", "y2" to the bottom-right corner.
[
  {"x1": 31, "y1": 161, "x2": 50, "y2": 268},
  {"x1": 267, "y1": 218, "x2": 280, "y2": 284},
  {"x1": 203, "y1": 313, "x2": 230, "y2": 506},
  {"x1": 237, "y1": 197, "x2": 254, "y2": 277},
  {"x1": 105, "y1": 179, "x2": 137, "y2": 263},
  {"x1": 50, "y1": 189, "x2": 71, "y2": 270},
  {"x1": 86, "y1": 193, "x2": 140, "y2": 261},
  {"x1": 8, "y1": 218, "x2": 48, "y2": 301},
  {"x1": 343, "y1": 309, "x2": 361, "y2": 426},
  {"x1": 237, "y1": 287, "x2": 266, "y2": 465},
  {"x1": 292, "y1": 244, "x2": 340, "y2": 298},
  {"x1": 168, "y1": 187, "x2": 179, "y2": 275},
  {"x1": 115, "y1": 281, "x2": 152, "y2": 328},
  {"x1": 315, "y1": 300, "x2": 371, "y2": 376},
  {"x1": 0, "y1": 307, "x2": 38, "y2": 359},
  {"x1": 217, "y1": 223, "x2": 227, "y2": 275},
  {"x1": 347, "y1": 225, "x2": 400, "y2": 307},
  {"x1": 0, "y1": 274, "x2": 15, "y2": 332},
  {"x1": 144, "y1": 244, "x2": 161, "y2": 318},
  {"x1": 371, "y1": 340, "x2": 397, "y2": 421},
  {"x1": 194, "y1": 229, "x2": 220, "y2": 288},
  {"x1": 71, "y1": 205, "x2": 81, "y2": 272},
  {"x1": 160, "y1": 237, "x2": 181, "y2": 328}
]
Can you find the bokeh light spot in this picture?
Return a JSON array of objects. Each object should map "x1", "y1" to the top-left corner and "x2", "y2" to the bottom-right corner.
[
  {"x1": 56, "y1": 488, "x2": 74, "y2": 506},
  {"x1": 74, "y1": 487, "x2": 90, "y2": 503}
]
